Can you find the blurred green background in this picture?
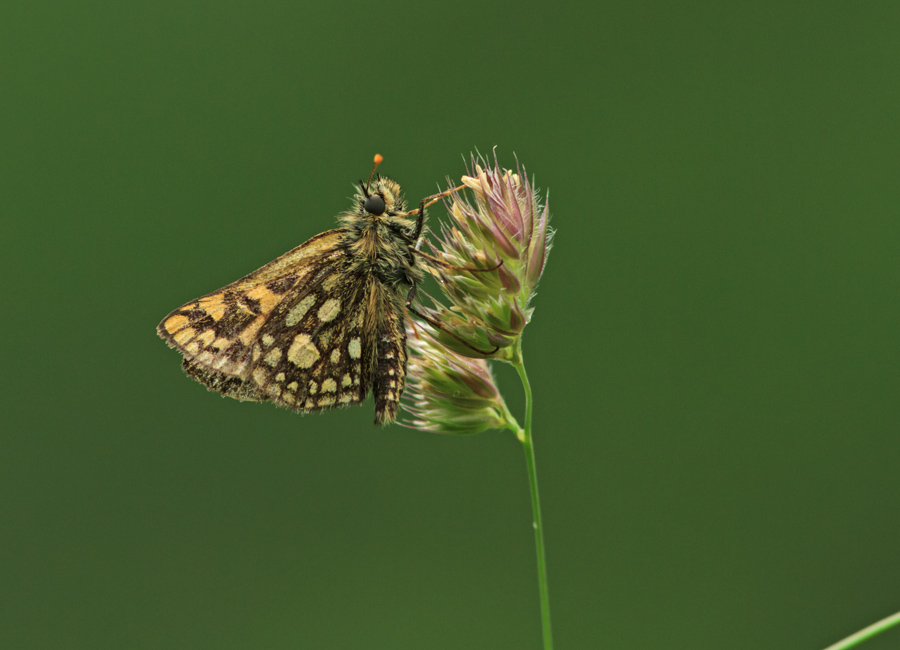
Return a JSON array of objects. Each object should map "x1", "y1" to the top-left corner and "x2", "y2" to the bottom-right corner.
[{"x1": 3, "y1": 2, "x2": 899, "y2": 649}]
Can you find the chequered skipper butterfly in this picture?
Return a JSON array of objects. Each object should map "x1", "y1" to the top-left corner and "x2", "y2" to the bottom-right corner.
[{"x1": 157, "y1": 155, "x2": 461, "y2": 425}]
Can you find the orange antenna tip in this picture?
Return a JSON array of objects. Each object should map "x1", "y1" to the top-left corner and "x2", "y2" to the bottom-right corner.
[{"x1": 366, "y1": 154, "x2": 384, "y2": 193}]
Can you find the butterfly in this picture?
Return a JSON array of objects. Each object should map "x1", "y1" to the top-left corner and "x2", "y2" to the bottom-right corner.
[{"x1": 157, "y1": 155, "x2": 460, "y2": 424}]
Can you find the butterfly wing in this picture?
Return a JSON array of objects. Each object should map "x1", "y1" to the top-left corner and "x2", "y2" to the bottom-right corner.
[
  {"x1": 240, "y1": 265, "x2": 376, "y2": 412},
  {"x1": 158, "y1": 229, "x2": 375, "y2": 411}
]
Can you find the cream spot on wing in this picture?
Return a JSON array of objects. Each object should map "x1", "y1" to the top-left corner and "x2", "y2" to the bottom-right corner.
[
  {"x1": 266, "y1": 384, "x2": 281, "y2": 398},
  {"x1": 262, "y1": 334, "x2": 275, "y2": 346},
  {"x1": 239, "y1": 316, "x2": 265, "y2": 344},
  {"x1": 252, "y1": 367, "x2": 267, "y2": 386},
  {"x1": 308, "y1": 380, "x2": 318, "y2": 395},
  {"x1": 322, "y1": 378, "x2": 337, "y2": 393},
  {"x1": 252, "y1": 347, "x2": 262, "y2": 361},
  {"x1": 385, "y1": 351, "x2": 394, "y2": 359},
  {"x1": 286, "y1": 294, "x2": 316, "y2": 327},
  {"x1": 339, "y1": 394, "x2": 353, "y2": 403},
  {"x1": 317, "y1": 298, "x2": 341, "y2": 322},
  {"x1": 322, "y1": 274, "x2": 341, "y2": 291},
  {"x1": 352, "y1": 375, "x2": 360, "y2": 386},
  {"x1": 282, "y1": 392, "x2": 295, "y2": 405},
  {"x1": 264, "y1": 347, "x2": 282, "y2": 366},
  {"x1": 348, "y1": 337, "x2": 361, "y2": 359},
  {"x1": 165, "y1": 315, "x2": 190, "y2": 334},
  {"x1": 275, "y1": 372, "x2": 285, "y2": 382},
  {"x1": 305, "y1": 399, "x2": 315, "y2": 409},
  {"x1": 287, "y1": 334, "x2": 319, "y2": 368},
  {"x1": 185, "y1": 341, "x2": 200, "y2": 354},
  {"x1": 245, "y1": 285, "x2": 279, "y2": 314},
  {"x1": 197, "y1": 329, "x2": 216, "y2": 346},
  {"x1": 210, "y1": 356, "x2": 230, "y2": 371},
  {"x1": 341, "y1": 374, "x2": 352, "y2": 388},
  {"x1": 212, "y1": 337, "x2": 231, "y2": 349},
  {"x1": 389, "y1": 380, "x2": 396, "y2": 389},
  {"x1": 173, "y1": 326, "x2": 196, "y2": 345},
  {"x1": 287, "y1": 381, "x2": 298, "y2": 392},
  {"x1": 197, "y1": 350, "x2": 214, "y2": 365},
  {"x1": 388, "y1": 368, "x2": 395, "y2": 376},
  {"x1": 196, "y1": 296, "x2": 227, "y2": 321},
  {"x1": 330, "y1": 348, "x2": 341, "y2": 364},
  {"x1": 318, "y1": 395, "x2": 335, "y2": 406}
]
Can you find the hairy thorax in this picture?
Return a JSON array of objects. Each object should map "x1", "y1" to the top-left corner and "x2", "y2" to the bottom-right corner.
[{"x1": 343, "y1": 216, "x2": 422, "y2": 290}]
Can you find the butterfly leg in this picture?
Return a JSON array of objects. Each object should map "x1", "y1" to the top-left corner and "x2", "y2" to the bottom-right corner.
[
  {"x1": 407, "y1": 183, "x2": 466, "y2": 241},
  {"x1": 412, "y1": 197, "x2": 427, "y2": 241},
  {"x1": 405, "y1": 282, "x2": 418, "y2": 306}
]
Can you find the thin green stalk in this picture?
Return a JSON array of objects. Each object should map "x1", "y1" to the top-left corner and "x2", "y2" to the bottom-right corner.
[
  {"x1": 823, "y1": 610, "x2": 900, "y2": 650},
  {"x1": 510, "y1": 338, "x2": 553, "y2": 650}
]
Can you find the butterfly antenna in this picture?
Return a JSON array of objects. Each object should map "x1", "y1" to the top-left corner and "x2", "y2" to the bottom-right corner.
[{"x1": 366, "y1": 153, "x2": 384, "y2": 194}]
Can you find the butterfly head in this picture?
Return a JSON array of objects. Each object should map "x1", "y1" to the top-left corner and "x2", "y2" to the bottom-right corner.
[{"x1": 356, "y1": 176, "x2": 407, "y2": 217}]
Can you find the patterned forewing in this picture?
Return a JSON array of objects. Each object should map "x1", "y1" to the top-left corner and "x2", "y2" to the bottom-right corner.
[
  {"x1": 157, "y1": 229, "x2": 352, "y2": 401},
  {"x1": 244, "y1": 266, "x2": 374, "y2": 412}
]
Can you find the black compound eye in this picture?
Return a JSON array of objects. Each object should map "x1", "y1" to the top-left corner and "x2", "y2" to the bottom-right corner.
[{"x1": 364, "y1": 194, "x2": 386, "y2": 215}]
